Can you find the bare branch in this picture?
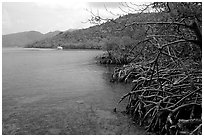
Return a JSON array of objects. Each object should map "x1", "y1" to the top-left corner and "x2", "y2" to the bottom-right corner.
[
  {"x1": 147, "y1": 35, "x2": 183, "y2": 39},
  {"x1": 161, "y1": 39, "x2": 186, "y2": 49},
  {"x1": 104, "y1": 4, "x2": 121, "y2": 17}
]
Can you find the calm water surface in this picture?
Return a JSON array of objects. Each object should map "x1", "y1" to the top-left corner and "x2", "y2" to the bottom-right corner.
[{"x1": 2, "y1": 48, "x2": 148, "y2": 135}]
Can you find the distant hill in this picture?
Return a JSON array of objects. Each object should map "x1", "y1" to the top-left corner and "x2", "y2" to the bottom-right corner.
[
  {"x1": 2, "y1": 31, "x2": 61, "y2": 47},
  {"x1": 25, "y1": 13, "x2": 160, "y2": 49}
]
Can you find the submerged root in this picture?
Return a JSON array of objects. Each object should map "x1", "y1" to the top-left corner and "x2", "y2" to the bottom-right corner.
[{"x1": 114, "y1": 63, "x2": 202, "y2": 135}]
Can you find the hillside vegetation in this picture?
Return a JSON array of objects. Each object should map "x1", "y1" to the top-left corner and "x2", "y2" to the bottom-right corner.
[{"x1": 25, "y1": 13, "x2": 158, "y2": 50}]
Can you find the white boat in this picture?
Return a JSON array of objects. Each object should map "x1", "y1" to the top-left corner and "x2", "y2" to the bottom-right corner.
[{"x1": 57, "y1": 46, "x2": 63, "y2": 50}]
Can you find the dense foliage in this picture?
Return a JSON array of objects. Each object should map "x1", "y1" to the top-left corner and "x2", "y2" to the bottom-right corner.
[{"x1": 107, "y1": 2, "x2": 202, "y2": 135}]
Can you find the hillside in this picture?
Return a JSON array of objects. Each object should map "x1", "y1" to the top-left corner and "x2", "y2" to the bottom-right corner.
[
  {"x1": 2, "y1": 31, "x2": 61, "y2": 48},
  {"x1": 26, "y1": 13, "x2": 158, "y2": 49}
]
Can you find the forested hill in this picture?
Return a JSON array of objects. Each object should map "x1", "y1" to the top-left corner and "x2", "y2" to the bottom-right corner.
[
  {"x1": 2, "y1": 31, "x2": 61, "y2": 48},
  {"x1": 25, "y1": 13, "x2": 159, "y2": 49}
]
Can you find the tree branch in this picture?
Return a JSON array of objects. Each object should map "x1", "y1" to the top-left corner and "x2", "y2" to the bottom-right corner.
[{"x1": 161, "y1": 39, "x2": 186, "y2": 49}]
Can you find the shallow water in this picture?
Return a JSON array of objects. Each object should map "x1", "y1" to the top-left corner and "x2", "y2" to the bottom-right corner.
[{"x1": 2, "y1": 48, "x2": 149, "y2": 135}]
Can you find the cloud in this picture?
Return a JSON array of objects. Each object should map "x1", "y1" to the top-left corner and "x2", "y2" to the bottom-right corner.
[
  {"x1": 88, "y1": 2, "x2": 121, "y2": 9},
  {"x1": 35, "y1": 1, "x2": 88, "y2": 10},
  {"x1": 2, "y1": 2, "x2": 126, "y2": 35},
  {"x1": 2, "y1": 8, "x2": 12, "y2": 34}
]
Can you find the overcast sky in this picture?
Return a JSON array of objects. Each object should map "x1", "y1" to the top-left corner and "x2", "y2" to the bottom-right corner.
[{"x1": 2, "y1": 1, "x2": 129, "y2": 35}]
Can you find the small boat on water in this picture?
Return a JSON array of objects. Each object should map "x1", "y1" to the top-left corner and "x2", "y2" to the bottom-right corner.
[{"x1": 57, "y1": 46, "x2": 63, "y2": 50}]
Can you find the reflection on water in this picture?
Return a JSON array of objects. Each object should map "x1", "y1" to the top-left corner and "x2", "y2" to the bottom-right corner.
[
  {"x1": 2, "y1": 48, "x2": 130, "y2": 98},
  {"x1": 3, "y1": 48, "x2": 102, "y2": 95},
  {"x1": 2, "y1": 48, "x2": 146, "y2": 135}
]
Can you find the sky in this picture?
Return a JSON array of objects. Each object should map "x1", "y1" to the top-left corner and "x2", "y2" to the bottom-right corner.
[{"x1": 2, "y1": 1, "x2": 128, "y2": 35}]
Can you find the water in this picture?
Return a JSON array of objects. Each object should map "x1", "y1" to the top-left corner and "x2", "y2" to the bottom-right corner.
[{"x1": 2, "y1": 48, "x2": 148, "y2": 135}]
